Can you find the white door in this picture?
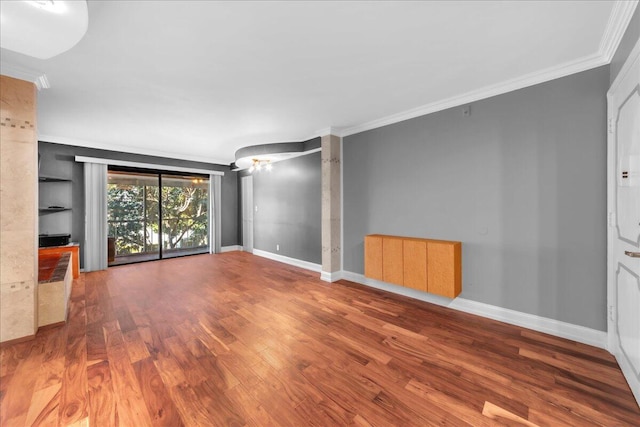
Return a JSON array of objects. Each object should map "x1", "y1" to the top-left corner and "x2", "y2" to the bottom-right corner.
[
  {"x1": 608, "y1": 39, "x2": 640, "y2": 406},
  {"x1": 241, "y1": 175, "x2": 254, "y2": 253}
]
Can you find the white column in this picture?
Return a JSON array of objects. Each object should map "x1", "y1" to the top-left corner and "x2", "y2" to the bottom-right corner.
[
  {"x1": 0, "y1": 76, "x2": 38, "y2": 342},
  {"x1": 321, "y1": 134, "x2": 341, "y2": 282}
]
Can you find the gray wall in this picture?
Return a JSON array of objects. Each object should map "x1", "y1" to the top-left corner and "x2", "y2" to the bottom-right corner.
[
  {"x1": 38, "y1": 142, "x2": 239, "y2": 267},
  {"x1": 343, "y1": 65, "x2": 609, "y2": 331},
  {"x1": 240, "y1": 152, "x2": 321, "y2": 264},
  {"x1": 610, "y1": 5, "x2": 639, "y2": 85}
]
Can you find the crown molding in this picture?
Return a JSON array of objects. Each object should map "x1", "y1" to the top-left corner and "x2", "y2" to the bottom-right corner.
[
  {"x1": 38, "y1": 134, "x2": 230, "y2": 166},
  {"x1": 341, "y1": 52, "x2": 607, "y2": 137},
  {"x1": 599, "y1": 0, "x2": 639, "y2": 62},
  {"x1": 0, "y1": 63, "x2": 50, "y2": 90},
  {"x1": 342, "y1": 0, "x2": 638, "y2": 138},
  {"x1": 315, "y1": 127, "x2": 343, "y2": 138},
  {"x1": 298, "y1": 127, "x2": 344, "y2": 142}
]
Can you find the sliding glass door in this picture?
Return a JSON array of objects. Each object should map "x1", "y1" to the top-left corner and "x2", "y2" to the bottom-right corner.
[
  {"x1": 107, "y1": 168, "x2": 209, "y2": 266},
  {"x1": 107, "y1": 171, "x2": 160, "y2": 265},
  {"x1": 161, "y1": 174, "x2": 209, "y2": 259}
]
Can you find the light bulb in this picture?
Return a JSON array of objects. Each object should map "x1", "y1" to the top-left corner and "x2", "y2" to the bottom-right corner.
[
  {"x1": 265, "y1": 163, "x2": 273, "y2": 171},
  {"x1": 248, "y1": 165, "x2": 255, "y2": 173}
]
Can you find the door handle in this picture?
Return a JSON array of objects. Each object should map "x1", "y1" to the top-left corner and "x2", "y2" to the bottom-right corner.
[{"x1": 625, "y1": 251, "x2": 640, "y2": 258}]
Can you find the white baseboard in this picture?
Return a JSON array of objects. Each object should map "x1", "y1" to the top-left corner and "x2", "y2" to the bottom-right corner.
[
  {"x1": 252, "y1": 249, "x2": 322, "y2": 273},
  {"x1": 340, "y1": 271, "x2": 607, "y2": 350},
  {"x1": 320, "y1": 271, "x2": 343, "y2": 282},
  {"x1": 220, "y1": 245, "x2": 242, "y2": 253}
]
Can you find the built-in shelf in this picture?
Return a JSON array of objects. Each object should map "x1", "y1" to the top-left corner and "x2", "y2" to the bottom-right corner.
[
  {"x1": 39, "y1": 176, "x2": 71, "y2": 182},
  {"x1": 39, "y1": 176, "x2": 72, "y2": 216}
]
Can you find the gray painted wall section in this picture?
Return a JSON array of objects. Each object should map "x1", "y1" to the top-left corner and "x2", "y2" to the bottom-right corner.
[
  {"x1": 610, "y1": 5, "x2": 639, "y2": 85},
  {"x1": 38, "y1": 142, "x2": 239, "y2": 268},
  {"x1": 343, "y1": 65, "x2": 609, "y2": 331},
  {"x1": 240, "y1": 152, "x2": 321, "y2": 264}
]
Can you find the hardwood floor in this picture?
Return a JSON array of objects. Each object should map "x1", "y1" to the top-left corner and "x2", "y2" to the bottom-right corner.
[{"x1": 1, "y1": 252, "x2": 639, "y2": 426}]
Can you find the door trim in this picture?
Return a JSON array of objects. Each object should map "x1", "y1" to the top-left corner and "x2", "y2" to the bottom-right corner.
[
  {"x1": 607, "y1": 37, "x2": 640, "y2": 352},
  {"x1": 241, "y1": 175, "x2": 254, "y2": 253},
  {"x1": 607, "y1": 38, "x2": 640, "y2": 407}
]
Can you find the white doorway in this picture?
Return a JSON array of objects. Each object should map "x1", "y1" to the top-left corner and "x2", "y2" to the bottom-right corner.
[
  {"x1": 607, "y1": 38, "x2": 640, "y2": 406},
  {"x1": 241, "y1": 175, "x2": 254, "y2": 253}
]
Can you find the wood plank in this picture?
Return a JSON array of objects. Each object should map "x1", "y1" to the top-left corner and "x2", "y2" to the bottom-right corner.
[
  {"x1": 328, "y1": 331, "x2": 392, "y2": 365},
  {"x1": 123, "y1": 330, "x2": 151, "y2": 364},
  {"x1": 103, "y1": 322, "x2": 153, "y2": 427},
  {"x1": 59, "y1": 348, "x2": 88, "y2": 426},
  {"x1": 225, "y1": 383, "x2": 280, "y2": 426},
  {"x1": 24, "y1": 383, "x2": 61, "y2": 426},
  {"x1": 163, "y1": 336, "x2": 210, "y2": 387},
  {"x1": 519, "y1": 347, "x2": 627, "y2": 389},
  {"x1": 86, "y1": 323, "x2": 108, "y2": 363},
  {"x1": 133, "y1": 357, "x2": 184, "y2": 427},
  {"x1": 87, "y1": 360, "x2": 117, "y2": 427},
  {"x1": 482, "y1": 401, "x2": 539, "y2": 426}
]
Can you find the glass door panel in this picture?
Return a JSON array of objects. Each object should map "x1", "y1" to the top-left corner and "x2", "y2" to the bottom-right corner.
[
  {"x1": 107, "y1": 171, "x2": 160, "y2": 265},
  {"x1": 161, "y1": 174, "x2": 209, "y2": 258}
]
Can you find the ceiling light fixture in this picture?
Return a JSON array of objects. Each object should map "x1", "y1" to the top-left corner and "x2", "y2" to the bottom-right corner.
[
  {"x1": 1, "y1": 0, "x2": 86, "y2": 58},
  {"x1": 234, "y1": 140, "x2": 320, "y2": 171},
  {"x1": 248, "y1": 159, "x2": 273, "y2": 173}
]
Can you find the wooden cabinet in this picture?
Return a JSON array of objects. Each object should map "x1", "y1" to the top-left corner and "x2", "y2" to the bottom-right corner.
[{"x1": 364, "y1": 234, "x2": 461, "y2": 298}]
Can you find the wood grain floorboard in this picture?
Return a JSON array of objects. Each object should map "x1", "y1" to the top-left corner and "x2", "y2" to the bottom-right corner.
[{"x1": 0, "y1": 252, "x2": 638, "y2": 426}]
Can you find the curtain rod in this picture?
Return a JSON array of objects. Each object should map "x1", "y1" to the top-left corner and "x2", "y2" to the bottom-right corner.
[{"x1": 74, "y1": 156, "x2": 225, "y2": 176}]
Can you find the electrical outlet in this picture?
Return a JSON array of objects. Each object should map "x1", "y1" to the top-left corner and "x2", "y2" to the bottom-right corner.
[{"x1": 276, "y1": 244, "x2": 280, "y2": 251}]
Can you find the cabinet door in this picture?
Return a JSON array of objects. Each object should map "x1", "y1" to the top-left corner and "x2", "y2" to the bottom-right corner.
[
  {"x1": 427, "y1": 241, "x2": 461, "y2": 298},
  {"x1": 383, "y1": 237, "x2": 404, "y2": 286},
  {"x1": 364, "y1": 235, "x2": 383, "y2": 280},
  {"x1": 403, "y1": 240, "x2": 427, "y2": 292}
]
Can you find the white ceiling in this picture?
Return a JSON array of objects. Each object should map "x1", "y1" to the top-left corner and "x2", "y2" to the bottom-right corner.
[{"x1": 0, "y1": 0, "x2": 637, "y2": 165}]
